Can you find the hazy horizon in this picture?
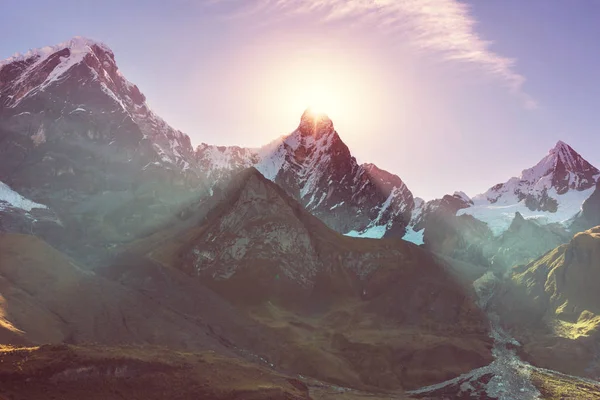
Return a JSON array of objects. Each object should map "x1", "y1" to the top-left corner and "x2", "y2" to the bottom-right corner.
[{"x1": 3, "y1": 0, "x2": 600, "y2": 200}]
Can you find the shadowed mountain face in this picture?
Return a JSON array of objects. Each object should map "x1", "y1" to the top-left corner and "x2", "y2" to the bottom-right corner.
[
  {"x1": 0, "y1": 167, "x2": 494, "y2": 394},
  {"x1": 572, "y1": 180, "x2": 600, "y2": 232},
  {"x1": 0, "y1": 233, "x2": 282, "y2": 353}
]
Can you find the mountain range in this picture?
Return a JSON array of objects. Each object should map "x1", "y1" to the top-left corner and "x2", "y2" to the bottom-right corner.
[
  {"x1": 2, "y1": 37, "x2": 600, "y2": 399},
  {"x1": 3, "y1": 37, "x2": 600, "y2": 251}
]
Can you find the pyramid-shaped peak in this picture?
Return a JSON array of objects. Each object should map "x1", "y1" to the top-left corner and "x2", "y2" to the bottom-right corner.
[
  {"x1": 301, "y1": 107, "x2": 331, "y2": 121},
  {"x1": 550, "y1": 140, "x2": 575, "y2": 155},
  {"x1": 478, "y1": 140, "x2": 600, "y2": 207},
  {"x1": 298, "y1": 108, "x2": 334, "y2": 137},
  {"x1": 521, "y1": 140, "x2": 596, "y2": 179},
  {"x1": 555, "y1": 139, "x2": 568, "y2": 148},
  {"x1": 546, "y1": 140, "x2": 589, "y2": 171}
]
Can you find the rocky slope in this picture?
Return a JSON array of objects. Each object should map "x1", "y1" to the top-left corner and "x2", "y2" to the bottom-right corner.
[
  {"x1": 571, "y1": 180, "x2": 600, "y2": 232},
  {"x1": 0, "y1": 180, "x2": 62, "y2": 238},
  {"x1": 493, "y1": 226, "x2": 600, "y2": 379},
  {"x1": 137, "y1": 167, "x2": 493, "y2": 391}
]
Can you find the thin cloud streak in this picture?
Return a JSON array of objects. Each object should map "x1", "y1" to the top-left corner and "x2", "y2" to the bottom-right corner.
[{"x1": 213, "y1": 0, "x2": 537, "y2": 109}]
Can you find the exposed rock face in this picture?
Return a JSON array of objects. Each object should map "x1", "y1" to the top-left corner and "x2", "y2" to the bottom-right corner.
[
  {"x1": 267, "y1": 111, "x2": 414, "y2": 237},
  {"x1": 409, "y1": 192, "x2": 494, "y2": 267},
  {"x1": 195, "y1": 144, "x2": 257, "y2": 189},
  {"x1": 144, "y1": 167, "x2": 493, "y2": 391},
  {"x1": 181, "y1": 168, "x2": 324, "y2": 291},
  {"x1": 494, "y1": 227, "x2": 600, "y2": 378},
  {"x1": 0, "y1": 37, "x2": 197, "y2": 173},
  {"x1": 412, "y1": 192, "x2": 474, "y2": 232}
]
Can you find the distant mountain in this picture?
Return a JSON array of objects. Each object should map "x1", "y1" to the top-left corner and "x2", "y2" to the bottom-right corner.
[
  {"x1": 457, "y1": 141, "x2": 600, "y2": 235},
  {"x1": 403, "y1": 141, "x2": 600, "y2": 268}
]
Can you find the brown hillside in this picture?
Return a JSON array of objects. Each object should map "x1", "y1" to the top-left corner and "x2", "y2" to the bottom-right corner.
[{"x1": 0, "y1": 233, "x2": 253, "y2": 353}]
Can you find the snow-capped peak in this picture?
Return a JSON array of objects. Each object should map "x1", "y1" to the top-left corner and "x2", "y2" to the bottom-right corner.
[
  {"x1": 520, "y1": 140, "x2": 597, "y2": 184},
  {"x1": 0, "y1": 36, "x2": 119, "y2": 108},
  {"x1": 474, "y1": 140, "x2": 599, "y2": 206},
  {"x1": 459, "y1": 141, "x2": 600, "y2": 235},
  {"x1": 1, "y1": 37, "x2": 198, "y2": 174},
  {"x1": 0, "y1": 36, "x2": 110, "y2": 70}
]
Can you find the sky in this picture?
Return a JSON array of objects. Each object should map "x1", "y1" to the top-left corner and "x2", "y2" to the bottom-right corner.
[{"x1": 2, "y1": 0, "x2": 600, "y2": 200}]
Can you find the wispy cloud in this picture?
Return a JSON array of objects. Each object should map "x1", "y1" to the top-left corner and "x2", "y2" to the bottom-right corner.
[{"x1": 212, "y1": 0, "x2": 536, "y2": 109}]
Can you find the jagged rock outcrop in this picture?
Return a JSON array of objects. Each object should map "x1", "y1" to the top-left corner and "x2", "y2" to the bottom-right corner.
[{"x1": 572, "y1": 180, "x2": 600, "y2": 232}]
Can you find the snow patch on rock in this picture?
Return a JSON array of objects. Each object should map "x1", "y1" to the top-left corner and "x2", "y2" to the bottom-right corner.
[{"x1": 0, "y1": 182, "x2": 47, "y2": 211}]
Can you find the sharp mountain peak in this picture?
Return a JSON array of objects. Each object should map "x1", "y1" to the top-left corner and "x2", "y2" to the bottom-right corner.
[{"x1": 298, "y1": 108, "x2": 335, "y2": 138}]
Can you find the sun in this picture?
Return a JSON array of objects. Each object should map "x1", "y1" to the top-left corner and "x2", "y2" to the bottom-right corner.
[
  {"x1": 242, "y1": 44, "x2": 390, "y2": 143},
  {"x1": 301, "y1": 84, "x2": 337, "y2": 118}
]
